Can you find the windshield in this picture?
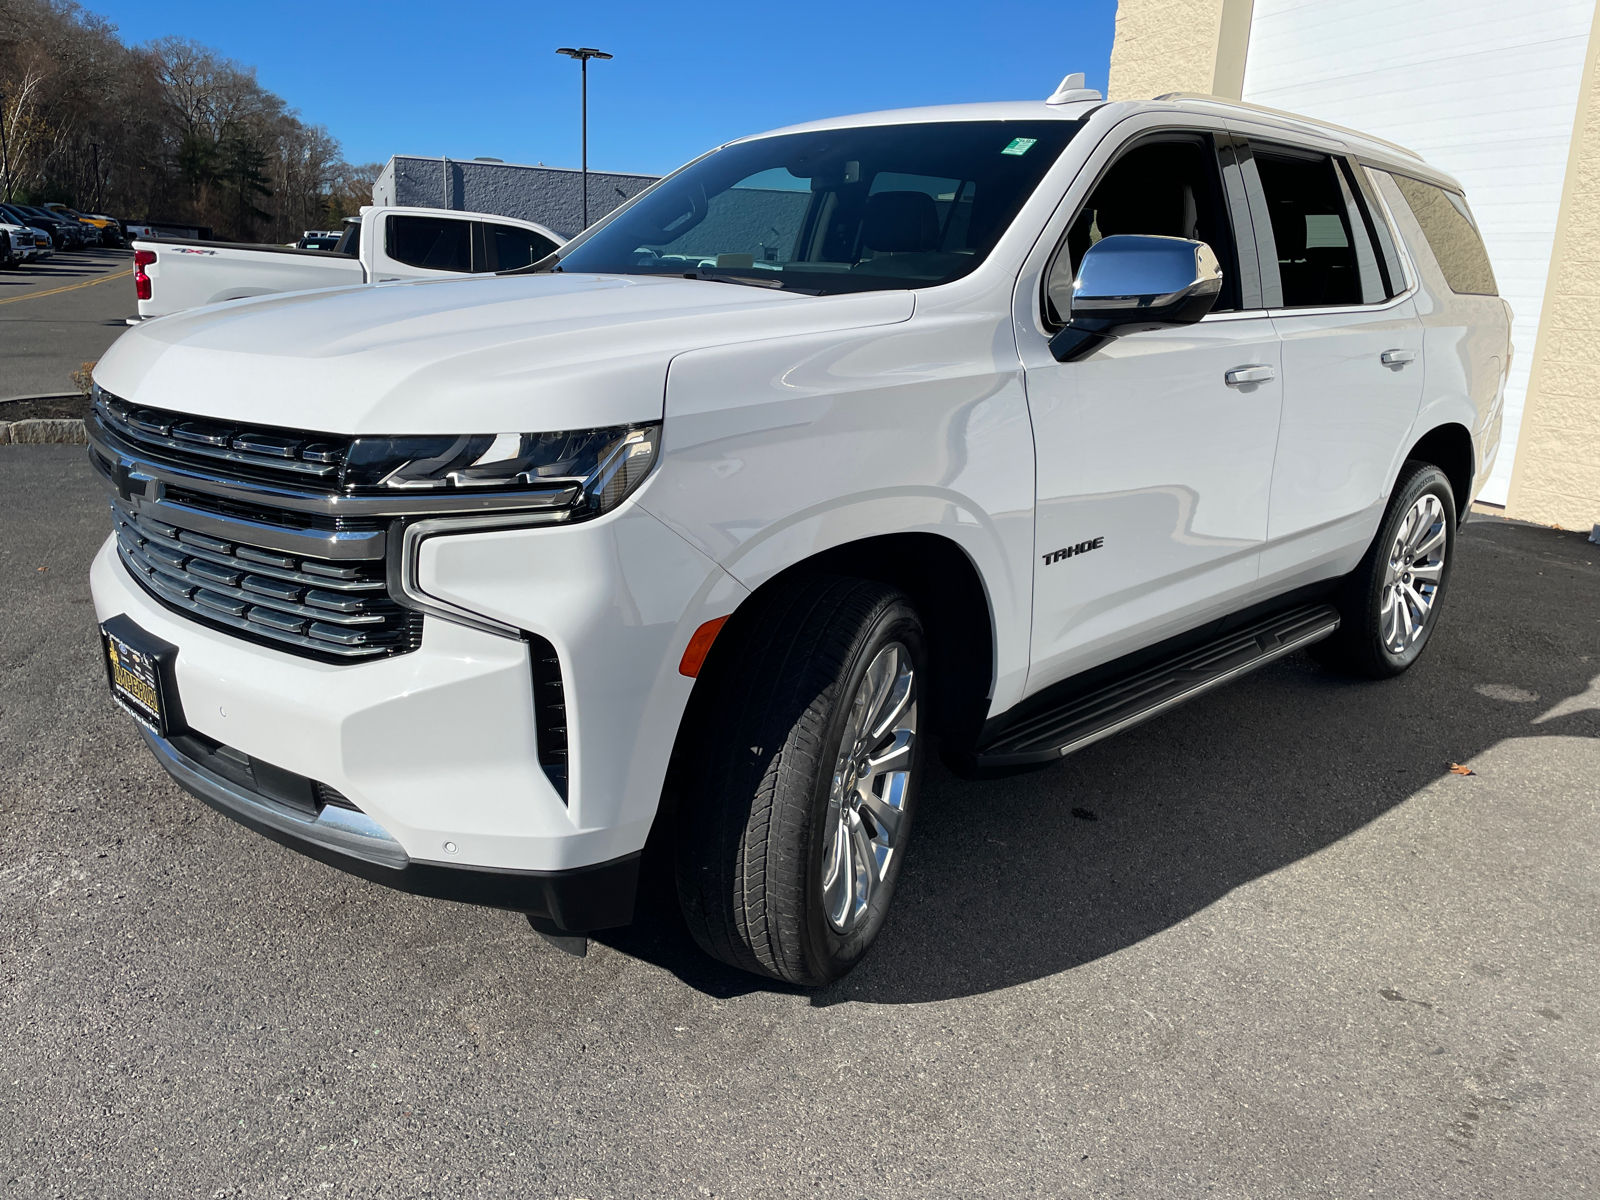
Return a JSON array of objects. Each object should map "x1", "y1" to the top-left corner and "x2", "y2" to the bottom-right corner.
[{"x1": 552, "y1": 120, "x2": 1081, "y2": 294}]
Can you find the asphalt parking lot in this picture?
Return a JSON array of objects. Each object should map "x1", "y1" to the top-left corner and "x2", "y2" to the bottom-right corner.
[
  {"x1": 2, "y1": 444, "x2": 1596, "y2": 1199},
  {"x1": 0, "y1": 249, "x2": 135, "y2": 401}
]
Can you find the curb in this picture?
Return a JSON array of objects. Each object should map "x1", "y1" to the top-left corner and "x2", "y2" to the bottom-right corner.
[
  {"x1": 0, "y1": 419, "x2": 88, "y2": 445},
  {"x1": 0, "y1": 391, "x2": 80, "y2": 404}
]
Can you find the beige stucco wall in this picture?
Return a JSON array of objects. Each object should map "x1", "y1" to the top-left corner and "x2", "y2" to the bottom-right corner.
[
  {"x1": 1107, "y1": 0, "x2": 1253, "y2": 102},
  {"x1": 1507, "y1": 5, "x2": 1600, "y2": 531}
]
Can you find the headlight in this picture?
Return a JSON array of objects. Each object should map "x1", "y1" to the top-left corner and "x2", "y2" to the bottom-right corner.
[{"x1": 343, "y1": 423, "x2": 659, "y2": 517}]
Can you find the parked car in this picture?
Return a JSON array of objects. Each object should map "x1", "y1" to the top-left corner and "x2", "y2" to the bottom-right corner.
[
  {"x1": 44, "y1": 203, "x2": 121, "y2": 246},
  {"x1": 24, "y1": 204, "x2": 90, "y2": 249},
  {"x1": 123, "y1": 219, "x2": 212, "y2": 242},
  {"x1": 0, "y1": 208, "x2": 53, "y2": 261},
  {"x1": 294, "y1": 230, "x2": 344, "y2": 251},
  {"x1": 87, "y1": 86, "x2": 1510, "y2": 985},
  {"x1": 0, "y1": 203, "x2": 79, "y2": 250},
  {"x1": 0, "y1": 219, "x2": 44, "y2": 266},
  {"x1": 129, "y1": 206, "x2": 564, "y2": 318}
]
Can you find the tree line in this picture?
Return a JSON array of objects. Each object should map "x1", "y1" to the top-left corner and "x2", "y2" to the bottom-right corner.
[{"x1": 0, "y1": 0, "x2": 378, "y2": 242}]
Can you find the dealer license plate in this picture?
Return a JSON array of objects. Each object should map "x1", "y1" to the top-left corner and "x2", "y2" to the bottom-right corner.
[{"x1": 100, "y1": 615, "x2": 183, "y2": 736}]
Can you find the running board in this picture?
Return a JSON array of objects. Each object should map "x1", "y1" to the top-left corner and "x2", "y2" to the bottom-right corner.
[{"x1": 976, "y1": 603, "x2": 1340, "y2": 768}]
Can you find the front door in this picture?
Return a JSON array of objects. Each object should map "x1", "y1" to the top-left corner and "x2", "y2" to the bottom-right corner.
[{"x1": 1019, "y1": 131, "x2": 1284, "y2": 696}]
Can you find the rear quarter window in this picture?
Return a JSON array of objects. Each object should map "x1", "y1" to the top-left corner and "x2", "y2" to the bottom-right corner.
[{"x1": 1386, "y1": 174, "x2": 1497, "y2": 296}]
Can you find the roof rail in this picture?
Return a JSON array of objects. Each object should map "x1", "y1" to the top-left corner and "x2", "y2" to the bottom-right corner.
[{"x1": 1152, "y1": 93, "x2": 1425, "y2": 161}]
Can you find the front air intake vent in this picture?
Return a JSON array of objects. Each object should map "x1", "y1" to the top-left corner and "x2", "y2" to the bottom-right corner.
[{"x1": 528, "y1": 634, "x2": 568, "y2": 802}]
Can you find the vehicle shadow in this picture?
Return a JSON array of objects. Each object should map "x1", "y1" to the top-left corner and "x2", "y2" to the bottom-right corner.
[{"x1": 595, "y1": 521, "x2": 1600, "y2": 1004}]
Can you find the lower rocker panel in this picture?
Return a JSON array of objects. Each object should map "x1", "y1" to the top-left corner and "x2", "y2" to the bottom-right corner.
[{"x1": 977, "y1": 603, "x2": 1340, "y2": 768}]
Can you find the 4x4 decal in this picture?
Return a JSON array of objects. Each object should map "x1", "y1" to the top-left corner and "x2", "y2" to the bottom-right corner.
[{"x1": 1043, "y1": 536, "x2": 1104, "y2": 566}]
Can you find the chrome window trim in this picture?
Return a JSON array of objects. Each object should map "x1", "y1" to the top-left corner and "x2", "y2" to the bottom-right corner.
[{"x1": 1264, "y1": 287, "x2": 1416, "y2": 320}]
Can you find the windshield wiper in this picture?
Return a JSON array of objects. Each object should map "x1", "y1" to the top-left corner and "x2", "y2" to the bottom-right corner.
[{"x1": 681, "y1": 270, "x2": 820, "y2": 295}]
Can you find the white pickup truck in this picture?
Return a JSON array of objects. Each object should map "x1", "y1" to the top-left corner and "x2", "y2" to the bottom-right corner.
[{"x1": 131, "y1": 206, "x2": 564, "y2": 319}]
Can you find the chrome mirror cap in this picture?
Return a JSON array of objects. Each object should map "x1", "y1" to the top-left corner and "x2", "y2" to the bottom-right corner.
[
  {"x1": 1046, "y1": 235, "x2": 1225, "y2": 363},
  {"x1": 1072, "y1": 234, "x2": 1223, "y2": 317}
]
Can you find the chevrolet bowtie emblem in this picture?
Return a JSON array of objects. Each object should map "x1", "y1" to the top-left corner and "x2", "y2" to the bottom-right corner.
[{"x1": 113, "y1": 460, "x2": 162, "y2": 503}]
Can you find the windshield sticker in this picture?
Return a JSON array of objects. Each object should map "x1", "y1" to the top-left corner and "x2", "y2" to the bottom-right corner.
[{"x1": 1001, "y1": 138, "x2": 1038, "y2": 157}]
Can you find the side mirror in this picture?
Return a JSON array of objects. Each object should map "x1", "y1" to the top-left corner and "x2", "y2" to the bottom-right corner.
[{"x1": 1048, "y1": 235, "x2": 1223, "y2": 362}]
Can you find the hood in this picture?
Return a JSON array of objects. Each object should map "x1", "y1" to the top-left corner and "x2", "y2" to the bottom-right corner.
[{"x1": 95, "y1": 272, "x2": 914, "y2": 435}]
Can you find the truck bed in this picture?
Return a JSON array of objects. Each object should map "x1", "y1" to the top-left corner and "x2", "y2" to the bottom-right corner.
[{"x1": 134, "y1": 237, "x2": 367, "y2": 319}]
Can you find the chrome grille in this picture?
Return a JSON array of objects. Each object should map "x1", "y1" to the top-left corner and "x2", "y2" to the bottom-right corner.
[
  {"x1": 112, "y1": 501, "x2": 420, "y2": 661},
  {"x1": 95, "y1": 390, "x2": 351, "y2": 488}
]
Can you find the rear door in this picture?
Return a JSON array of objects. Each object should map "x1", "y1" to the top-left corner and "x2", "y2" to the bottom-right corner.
[
  {"x1": 370, "y1": 212, "x2": 476, "y2": 280},
  {"x1": 368, "y1": 213, "x2": 563, "y2": 280},
  {"x1": 1017, "y1": 121, "x2": 1284, "y2": 694},
  {"x1": 1234, "y1": 134, "x2": 1426, "y2": 587}
]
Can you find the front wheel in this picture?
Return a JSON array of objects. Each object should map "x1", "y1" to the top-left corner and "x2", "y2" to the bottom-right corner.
[
  {"x1": 675, "y1": 576, "x2": 926, "y2": 986},
  {"x1": 1312, "y1": 460, "x2": 1457, "y2": 678}
]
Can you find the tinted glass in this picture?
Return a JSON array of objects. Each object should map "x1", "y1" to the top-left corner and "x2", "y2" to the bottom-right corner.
[
  {"x1": 1254, "y1": 152, "x2": 1363, "y2": 308},
  {"x1": 1349, "y1": 162, "x2": 1408, "y2": 296},
  {"x1": 1388, "y1": 174, "x2": 1497, "y2": 296},
  {"x1": 1064, "y1": 138, "x2": 1241, "y2": 312},
  {"x1": 554, "y1": 121, "x2": 1081, "y2": 294},
  {"x1": 386, "y1": 215, "x2": 472, "y2": 272},
  {"x1": 1330, "y1": 162, "x2": 1387, "y2": 303},
  {"x1": 490, "y1": 224, "x2": 558, "y2": 270},
  {"x1": 335, "y1": 221, "x2": 361, "y2": 257}
]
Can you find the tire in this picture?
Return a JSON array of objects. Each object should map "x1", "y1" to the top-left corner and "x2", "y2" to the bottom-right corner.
[
  {"x1": 1311, "y1": 460, "x2": 1457, "y2": 678},
  {"x1": 675, "y1": 575, "x2": 927, "y2": 986}
]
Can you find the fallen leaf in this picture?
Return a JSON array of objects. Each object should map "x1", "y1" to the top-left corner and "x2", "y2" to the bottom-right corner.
[
  {"x1": 1448, "y1": 763, "x2": 1476, "y2": 776},
  {"x1": 36, "y1": 566, "x2": 48, "y2": 572}
]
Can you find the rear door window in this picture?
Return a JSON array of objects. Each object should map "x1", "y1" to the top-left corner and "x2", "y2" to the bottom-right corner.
[
  {"x1": 334, "y1": 221, "x2": 361, "y2": 257},
  {"x1": 487, "y1": 223, "x2": 559, "y2": 270},
  {"x1": 1251, "y1": 149, "x2": 1376, "y2": 308},
  {"x1": 1385, "y1": 173, "x2": 1498, "y2": 296},
  {"x1": 386, "y1": 215, "x2": 473, "y2": 272}
]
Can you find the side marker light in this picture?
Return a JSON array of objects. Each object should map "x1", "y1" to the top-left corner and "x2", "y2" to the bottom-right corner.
[{"x1": 679, "y1": 615, "x2": 730, "y2": 678}]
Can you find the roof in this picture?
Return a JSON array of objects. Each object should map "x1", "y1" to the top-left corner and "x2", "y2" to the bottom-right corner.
[
  {"x1": 741, "y1": 99, "x2": 1099, "y2": 140},
  {"x1": 721, "y1": 94, "x2": 1458, "y2": 190}
]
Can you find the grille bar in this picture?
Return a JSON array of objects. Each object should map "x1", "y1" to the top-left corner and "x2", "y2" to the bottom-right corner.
[
  {"x1": 98, "y1": 392, "x2": 350, "y2": 484},
  {"x1": 116, "y1": 507, "x2": 382, "y2": 596},
  {"x1": 112, "y1": 505, "x2": 418, "y2": 661}
]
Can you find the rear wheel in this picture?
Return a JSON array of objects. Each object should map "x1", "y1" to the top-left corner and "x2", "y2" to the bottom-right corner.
[
  {"x1": 1312, "y1": 460, "x2": 1456, "y2": 678},
  {"x1": 675, "y1": 576, "x2": 926, "y2": 986}
]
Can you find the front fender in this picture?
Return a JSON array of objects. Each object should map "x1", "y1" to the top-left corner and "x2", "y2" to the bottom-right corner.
[{"x1": 644, "y1": 312, "x2": 1035, "y2": 715}]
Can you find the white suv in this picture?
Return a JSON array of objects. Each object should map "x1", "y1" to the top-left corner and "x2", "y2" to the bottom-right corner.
[{"x1": 88, "y1": 88, "x2": 1511, "y2": 984}]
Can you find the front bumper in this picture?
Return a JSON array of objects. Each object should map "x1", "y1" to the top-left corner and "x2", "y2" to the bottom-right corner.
[
  {"x1": 90, "y1": 478, "x2": 745, "y2": 882},
  {"x1": 144, "y1": 724, "x2": 640, "y2": 930}
]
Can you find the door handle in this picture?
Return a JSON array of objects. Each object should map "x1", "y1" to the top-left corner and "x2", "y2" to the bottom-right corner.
[
  {"x1": 1225, "y1": 365, "x2": 1275, "y2": 386},
  {"x1": 1380, "y1": 349, "x2": 1417, "y2": 366}
]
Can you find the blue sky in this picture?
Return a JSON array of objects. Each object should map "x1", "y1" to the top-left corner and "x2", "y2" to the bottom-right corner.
[{"x1": 90, "y1": 0, "x2": 1116, "y2": 176}]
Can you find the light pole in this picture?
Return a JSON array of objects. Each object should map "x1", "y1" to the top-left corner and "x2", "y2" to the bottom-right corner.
[{"x1": 555, "y1": 46, "x2": 611, "y2": 229}]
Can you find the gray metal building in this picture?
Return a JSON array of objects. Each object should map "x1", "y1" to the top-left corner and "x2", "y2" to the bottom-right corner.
[{"x1": 372, "y1": 155, "x2": 660, "y2": 239}]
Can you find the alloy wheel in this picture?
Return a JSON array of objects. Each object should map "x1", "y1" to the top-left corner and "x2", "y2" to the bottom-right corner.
[
  {"x1": 1381, "y1": 492, "x2": 1447, "y2": 655},
  {"x1": 820, "y1": 642, "x2": 917, "y2": 934}
]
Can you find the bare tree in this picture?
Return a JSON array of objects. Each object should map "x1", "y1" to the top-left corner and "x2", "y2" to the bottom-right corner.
[{"x1": 0, "y1": 0, "x2": 375, "y2": 239}]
